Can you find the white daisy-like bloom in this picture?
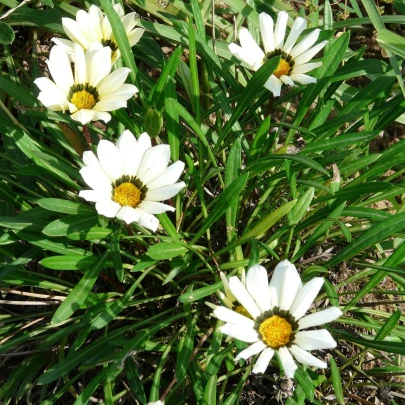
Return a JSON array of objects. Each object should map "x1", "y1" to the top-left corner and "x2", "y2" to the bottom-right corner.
[
  {"x1": 229, "y1": 11, "x2": 328, "y2": 96},
  {"x1": 34, "y1": 44, "x2": 137, "y2": 125},
  {"x1": 79, "y1": 130, "x2": 185, "y2": 232},
  {"x1": 209, "y1": 260, "x2": 342, "y2": 378},
  {"x1": 53, "y1": 4, "x2": 144, "y2": 63}
]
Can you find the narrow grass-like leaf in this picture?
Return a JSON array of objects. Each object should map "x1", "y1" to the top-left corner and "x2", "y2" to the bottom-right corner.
[
  {"x1": 147, "y1": 242, "x2": 188, "y2": 260},
  {"x1": 375, "y1": 310, "x2": 401, "y2": 341},
  {"x1": 176, "y1": 314, "x2": 197, "y2": 380},
  {"x1": 328, "y1": 212, "x2": 405, "y2": 267},
  {"x1": 330, "y1": 358, "x2": 344, "y2": 405},
  {"x1": 219, "y1": 57, "x2": 280, "y2": 145},
  {"x1": 295, "y1": 368, "x2": 314, "y2": 401},
  {"x1": 42, "y1": 215, "x2": 98, "y2": 237},
  {"x1": 191, "y1": 173, "x2": 248, "y2": 243},
  {"x1": 51, "y1": 251, "x2": 109, "y2": 324},
  {"x1": 202, "y1": 374, "x2": 217, "y2": 405},
  {"x1": 37, "y1": 198, "x2": 96, "y2": 216},
  {"x1": 125, "y1": 358, "x2": 147, "y2": 405},
  {"x1": 178, "y1": 281, "x2": 222, "y2": 303}
]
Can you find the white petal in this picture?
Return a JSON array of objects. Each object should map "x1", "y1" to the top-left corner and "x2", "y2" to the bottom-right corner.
[
  {"x1": 74, "y1": 42, "x2": 87, "y2": 85},
  {"x1": 87, "y1": 47, "x2": 112, "y2": 88},
  {"x1": 114, "y1": 3, "x2": 125, "y2": 17},
  {"x1": 264, "y1": 75, "x2": 282, "y2": 96},
  {"x1": 34, "y1": 77, "x2": 66, "y2": 98},
  {"x1": 278, "y1": 346, "x2": 297, "y2": 378},
  {"x1": 62, "y1": 17, "x2": 90, "y2": 49},
  {"x1": 289, "y1": 345, "x2": 327, "y2": 368},
  {"x1": 239, "y1": 28, "x2": 264, "y2": 71},
  {"x1": 252, "y1": 347, "x2": 275, "y2": 374},
  {"x1": 137, "y1": 145, "x2": 171, "y2": 184},
  {"x1": 121, "y1": 12, "x2": 137, "y2": 33},
  {"x1": 101, "y1": 12, "x2": 113, "y2": 41},
  {"x1": 229, "y1": 43, "x2": 257, "y2": 70},
  {"x1": 97, "y1": 68, "x2": 131, "y2": 98},
  {"x1": 220, "y1": 272, "x2": 236, "y2": 304},
  {"x1": 294, "y1": 41, "x2": 327, "y2": 65},
  {"x1": 274, "y1": 11, "x2": 288, "y2": 50},
  {"x1": 94, "y1": 85, "x2": 137, "y2": 111},
  {"x1": 282, "y1": 17, "x2": 307, "y2": 54},
  {"x1": 70, "y1": 109, "x2": 95, "y2": 125},
  {"x1": 269, "y1": 260, "x2": 302, "y2": 311},
  {"x1": 145, "y1": 182, "x2": 185, "y2": 202},
  {"x1": 76, "y1": 9, "x2": 102, "y2": 44},
  {"x1": 79, "y1": 189, "x2": 107, "y2": 202},
  {"x1": 212, "y1": 306, "x2": 255, "y2": 328},
  {"x1": 82, "y1": 151, "x2": 101, "y2": 169},
  {"x1": 116, "y1": 206, "x2": 139, "y2": 224},
  {"x1": 298, "y1": 307, "x2": 343, "y2": 330},
  {"x1": 228, "y1": 276, "x2": 261, "y2": 319},
  {"x1": 80, "y1": 167, "x2": 112, "y2": 192},
  {"x1": 138, "y1": 201, "x2": 175, "y2": 214},
  {"x1": 294, "y1": 330, "x2": 337, "y2": 350},
  {"x1": 147, "y1": 401, "x2": 164, "y2": 405},
  {"x1": 290, "y1": 277, "x2": 324, "y2": 320},
  {"x1": 128, "y1": 132, "x2": 152, "y2": 178},
  {"x1": 128, "y1": 28, "x2": 145, "y2": 47},
  {"x1": 47, "y1": 46, "x2": 73, "y2": 93},
  {"x1": 290, "y1": 29, "x2": 320, "y2": 59},
  {"x1": 220, "y1": 323, "x2": 260, "y2": 343},
  {"x1": 95, "y1": 199, "x2": 121, "y2": 218},
  {"x1": 289, "y1": 73, "x2": 317, "y2": 85},
  {"x1": 235, "y1": 341, "x2": 267, "y2": 362},
  {"x1": 246, "y1": 265, "x2": 271, "y2": 312},
  {"x1": 259, "y1": 12, "x2": 275, "y2": 54},
  {"x1": 92, "y1": 111, "x2": 111, "y2": 123},
  {"x1": 116, "y1": 130, "x2": 138, "y2": 175},
  {"x1": 280, "y1": 75, "x2": 295, "y2": 87},
  {"x1": 147, "y1": 161, "x2": 185, "y2": 190},
  {"x1": 97, "y1": 140, "x2": 123, "y2": 182},
  {"x1": 291, "y1": 61, "x2": 322, "y2": 74},
  {"x1": 134, "y1": 208, "x2": 159, "y2": 231}
]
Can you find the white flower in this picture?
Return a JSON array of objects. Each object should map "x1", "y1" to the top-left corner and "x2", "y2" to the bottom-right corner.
[
  {"x1": 210, "y1": 260, "x2": 342, "y2": 378},
  {"x1": 34, "y1": 44, "x2": 137, "y2": 125},
  {"x1": 147, "y1": 401, "x2": 164, "y2": 405},
  {"x1": 229, "y1": 11, "x2": 327, "y2": 96},
  {"x1": 53, "y1": 4, "x2": 144, "y2": 63},
  {"x1": 79, "y1": 130, "x2": 185, "y2": 232}
]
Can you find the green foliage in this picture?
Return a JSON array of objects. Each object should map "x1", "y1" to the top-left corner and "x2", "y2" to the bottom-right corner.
[{"x1": 1, "y1": 0, "x2": 405, "y2": 403}]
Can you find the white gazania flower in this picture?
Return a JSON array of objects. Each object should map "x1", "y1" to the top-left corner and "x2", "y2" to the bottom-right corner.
[
  {"x1": 229, "y1": 11, "x2": 327, "y2": 96},
  {"x1": 210, "y1": 260, "x2": 342, "y2": 378},
  {"x1": 34, "y1": 44, "x2": 137, "y2": 125},
  {"x1": 79, "y1": 130, "x2": 185, "y2": 232},
  {"x1": 53, "y1": 4, "x2": 144, "y2": 63}
]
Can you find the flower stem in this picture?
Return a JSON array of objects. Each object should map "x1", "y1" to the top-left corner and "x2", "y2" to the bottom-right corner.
[
  {"x1": 82, "y1": 124, "x2": 92, "y2": 147},
  {"x1": 264, "y1": 93, "x2": 274, "y2": 118}
]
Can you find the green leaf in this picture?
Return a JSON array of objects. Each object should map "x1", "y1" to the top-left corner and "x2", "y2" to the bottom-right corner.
[
  {"x1": 328, "y1": 212, "x2": 405, "y2": 267},
  {"x1": 202, "y1": 375, "x2": 217, "y2": 405},
  {"x1": 191, "y1": 173, "x2": 248, "y2": 244},
  {"x1": 37, "y1": 198, "x2": 96, "y2": 215},
  {"x1": 51, "y1": 251, "x2": 109, "y2": 324},
  {"x1": 176, "y1": 314, "x2": 197, "y2": 380},
  {"x1": 291, "y1": 188, "x2": 314, "y2": 225},
  {"x1": 295, "y1": 368, "x2": 314, "y2": 401},
  {"x1": 40, "y1": 255, "x2": 111, "y2": 271},
  {"x1": 330, "y1": 358, "x2": 344, "y2": 405},
  {"x1": 377, "y1": 28, "x2": 405, "y2": 58},
  {"x1": 303, "y1": 131, "x2": 379, "y2": 154},
  {"x1": 42, "y1": 215, "x2": 99, "y2": 237},
  {"x1": 125, "y1": 358, "x2": 147, "y2": 405},
  {"x1": 178, "y1": 281, "x2": 222, "y2": 303},
  {"x1": 375, "y1": 310, "x2": 401, "y2": 341},
  {"x1": 219, "y1": 57, "x2": 281, "y2": 145},
  {"x1": 0, "y1": 21, "x2": 14, "y2": 44},
  {"x1": 147, "y1": 242, "x2": 188, "y2": 260}
]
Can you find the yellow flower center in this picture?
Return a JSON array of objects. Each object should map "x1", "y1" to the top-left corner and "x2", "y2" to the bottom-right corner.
[
  {"x1": 70, "y1": 90, "x2": 96, "y2": 110},
  {"x1": 235, "y1": 305, "x2": 252, "y2": 319},
  {"x1": 273, "y1": 58, "x2": 291, "y2": 78},
  {"x1": 113, "y1": 182, "x2": 141, "y2": 207},
  {"x1": 259, "y1": 315, "x2": 292, "y2": 348}
]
